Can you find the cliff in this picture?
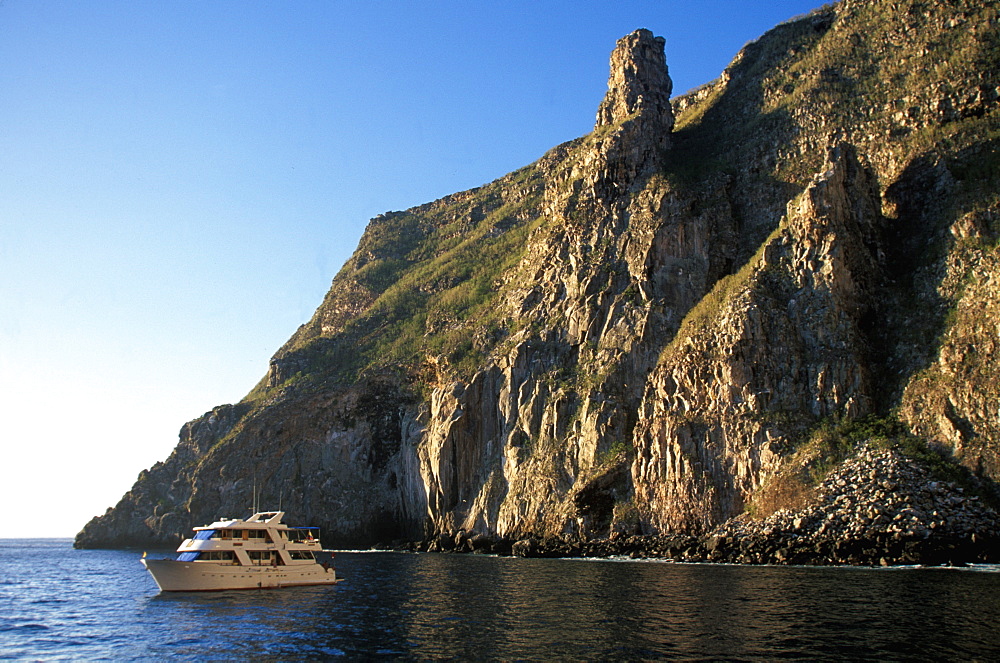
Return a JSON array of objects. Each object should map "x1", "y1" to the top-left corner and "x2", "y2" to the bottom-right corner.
[{"x1": 78, "y1": 0, "x2": 1000, "y2": 563}]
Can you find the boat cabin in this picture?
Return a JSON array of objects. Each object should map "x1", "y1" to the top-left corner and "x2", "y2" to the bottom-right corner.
[{"x1": 174, "y1": 511, "x2": 325, "y2": 567}]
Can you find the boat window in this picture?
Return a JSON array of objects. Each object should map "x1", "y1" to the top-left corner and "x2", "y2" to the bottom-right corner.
[
  {"x1": 248, "y1": 551, "x2": 265, "y2": 565},
  {"x1": 248, "y1": 550, "x2": 279, "y2": 566},
  {"x1": 199, "y1": 551, "x2": 235, "y2": 561},
  {"x1": 247, "y1": 529, "x2": 266, "y2": 539},
  {"x1": 288, "y1": 528, "x2": 318, "y2": 541},
  {"x1": 289, "y1": 551, "x2": 315, "y2": 560},
  {"x1": 177, "y1": 552, "x2": 200, "y2": 561}
]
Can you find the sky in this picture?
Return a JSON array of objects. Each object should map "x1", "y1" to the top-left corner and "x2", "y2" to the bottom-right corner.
[{"x1": 0, "y1": 0, "x2": 827, "y2": 538}]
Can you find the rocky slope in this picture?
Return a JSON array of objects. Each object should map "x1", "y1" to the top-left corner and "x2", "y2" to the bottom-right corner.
[{"x1": 78, "y1": 0, "x2": 1000, "y2": 565}]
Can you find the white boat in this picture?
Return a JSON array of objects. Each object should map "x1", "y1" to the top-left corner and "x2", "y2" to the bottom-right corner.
[{"x1": 141, "y1": 511, "x2": 342, "y2": 592}]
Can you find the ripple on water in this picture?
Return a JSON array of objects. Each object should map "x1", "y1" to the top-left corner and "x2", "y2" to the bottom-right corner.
[{"x1": 5, "y1": 623, "x2": 50, "y2": 633}]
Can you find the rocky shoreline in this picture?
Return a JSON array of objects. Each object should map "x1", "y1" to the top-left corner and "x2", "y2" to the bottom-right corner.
[{"x1": 397, "y1": 449, "x2": 1000, "y2": 567}]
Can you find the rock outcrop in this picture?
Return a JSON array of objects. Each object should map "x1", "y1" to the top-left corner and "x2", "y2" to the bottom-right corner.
[
  {"x1": 594, "y1": 28, "x2": 674, "y2": 172},
  {"x1": 632, "y1": 143, "x2": 884, "y2": 534},
  {"x1": 78, "y1": 1, "x2": 1000, "y2": 565},
  {"x1": 596, "y1": 29, "x2": 673, "y2": 130},
  {"x1": 75, "y1": 404, "x2": 248, "y2": 548}
]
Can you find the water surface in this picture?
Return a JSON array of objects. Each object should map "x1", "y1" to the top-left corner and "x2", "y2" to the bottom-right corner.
[{"x1": 2, "y1": 539, "x2": 999, "y2": 659}]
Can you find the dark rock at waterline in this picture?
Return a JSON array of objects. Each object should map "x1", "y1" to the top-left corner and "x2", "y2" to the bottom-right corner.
[
  {"x1": 403, "y1": 527, "x2": 998, "y2": 567},
  {"x1": 401, "y1": 449, "x2": 1000, "y2": 567}
]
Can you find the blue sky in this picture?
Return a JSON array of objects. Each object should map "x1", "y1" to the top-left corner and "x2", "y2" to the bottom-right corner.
[{"x1": 0, "y1": 1, "x2": 827, "y2": 538}]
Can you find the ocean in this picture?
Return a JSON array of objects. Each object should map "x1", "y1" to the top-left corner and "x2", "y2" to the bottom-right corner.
[{"x1": 2, "y1": 539, "x2": 999, "y2": 660}]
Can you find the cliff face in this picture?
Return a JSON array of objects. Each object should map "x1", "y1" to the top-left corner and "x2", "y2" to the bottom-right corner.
[
  {"x1": 633, "y1": 143, "x2": 885, "y2": 534},
  {"x1": 78, "y1": 0, "x2": 1000, "y2": 554}
]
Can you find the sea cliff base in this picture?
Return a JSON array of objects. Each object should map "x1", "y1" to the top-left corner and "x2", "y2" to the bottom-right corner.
[{"x1": 396, "y1": 447, "x2": 1000, "y2": 567}]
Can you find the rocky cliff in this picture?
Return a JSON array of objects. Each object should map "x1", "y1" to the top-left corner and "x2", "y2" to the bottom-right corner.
[{"x1": 78, "y1": 0, "x2": 1000, "y2": 564}]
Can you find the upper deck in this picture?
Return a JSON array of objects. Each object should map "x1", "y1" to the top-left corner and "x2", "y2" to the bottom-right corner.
[
  {"x1": 175, "y1": 511, "x2": 325, "y2": 564},
  {"x1": 197, "y1": 511, "x2": 286, "y2": 530}
]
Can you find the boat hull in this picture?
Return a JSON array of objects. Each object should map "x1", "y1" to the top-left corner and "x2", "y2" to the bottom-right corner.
[{"x1": 141, "y1": 558, "x2": 341, "y2": 592}]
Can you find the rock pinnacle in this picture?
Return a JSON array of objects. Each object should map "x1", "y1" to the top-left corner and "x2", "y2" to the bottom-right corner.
[{"x1": 595, "y1": 28, "x2": 674, "y2": 133}]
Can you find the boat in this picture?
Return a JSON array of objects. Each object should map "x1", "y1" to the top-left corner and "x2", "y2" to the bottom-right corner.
[{"x1": 141, "y1": 511, "x2": 342, "y2": 592}]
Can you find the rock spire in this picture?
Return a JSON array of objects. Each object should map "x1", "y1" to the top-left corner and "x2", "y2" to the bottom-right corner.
[{"x1": 595, "y1": 28, "x2": 674, "y2": 133}]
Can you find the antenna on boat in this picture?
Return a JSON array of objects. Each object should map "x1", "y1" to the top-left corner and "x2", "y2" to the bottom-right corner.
[{"x1": 252, "y1": 473, "x2": 258, "y2": 515}]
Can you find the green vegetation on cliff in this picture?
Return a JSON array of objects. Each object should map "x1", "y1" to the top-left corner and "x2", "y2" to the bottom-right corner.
[{"x1": 78, "y1": 0, "x2": 1000, "y2": 554}]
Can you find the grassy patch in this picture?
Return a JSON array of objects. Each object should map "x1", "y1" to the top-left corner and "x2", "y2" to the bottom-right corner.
[
  {"x1": 747, "y1": 472, "x2": 814, "y2": 520},
  {"x1": 746, "y1": 416, "x2": 872, "y2": 520},
  {"x1": 597, "y1": 440, "x2": 632, "y2": 466},
  {"x1": 659, "y1": 223, "x2": 785, "y2": 365}
]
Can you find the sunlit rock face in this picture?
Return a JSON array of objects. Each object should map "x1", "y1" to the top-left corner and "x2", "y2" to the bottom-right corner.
[
  {"x1": 588, "y1": 28, "x2": 674, "y2": 191},
  {"x1": 79, "y1": 0, "x2": 1000, "y2": 560},
  {"x1": 596, "y1": 28, "x2": 674, "y2": 136},
  {"x1": 632, "y1": 145, "x2": 885, "y2": 533}
]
